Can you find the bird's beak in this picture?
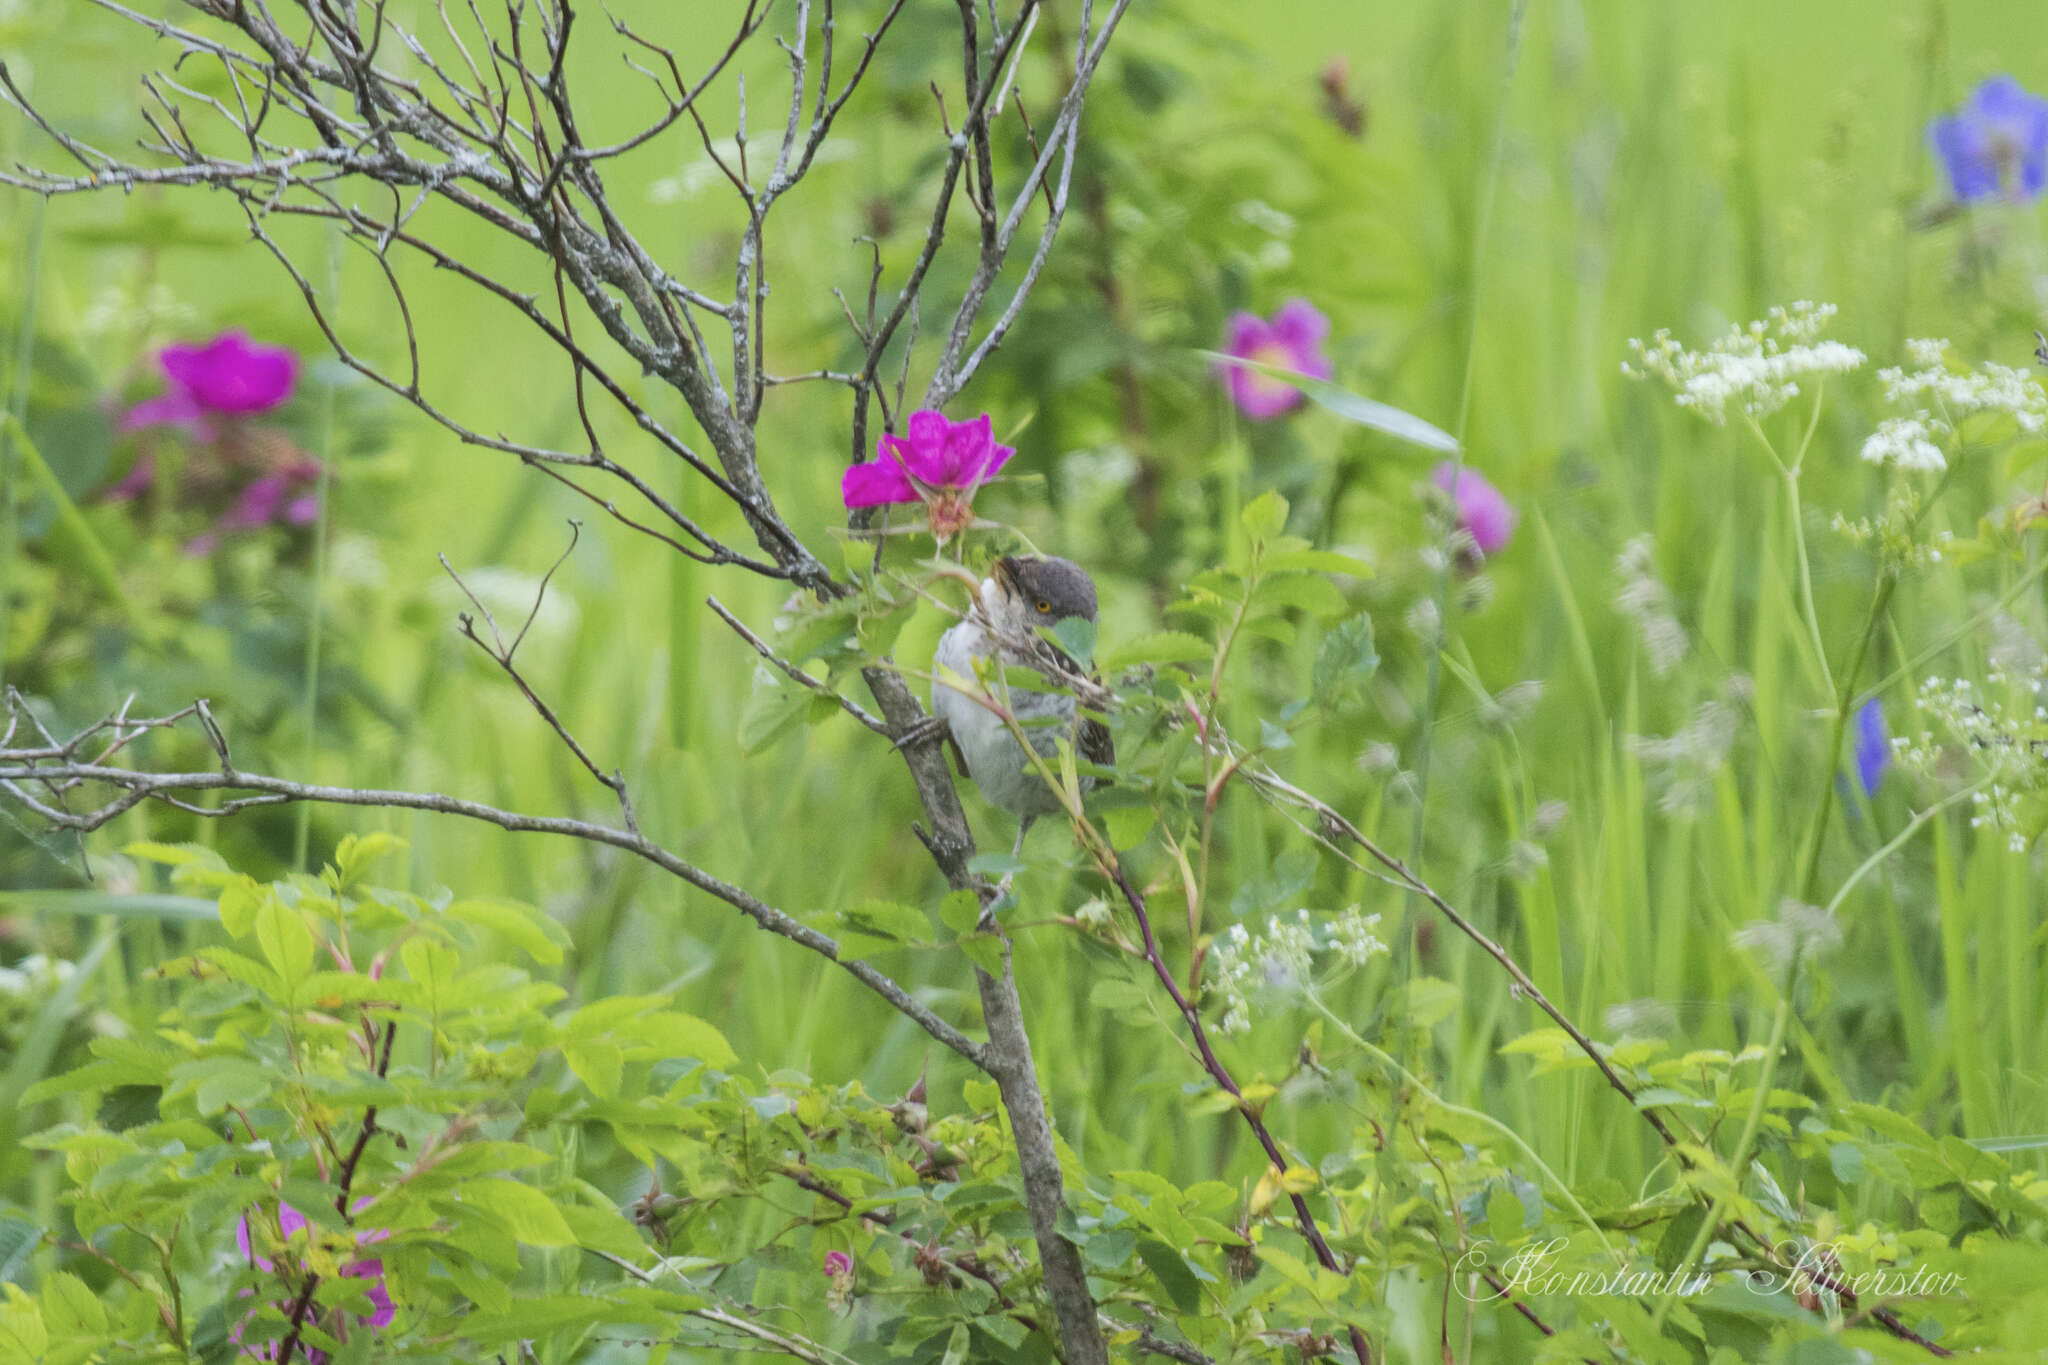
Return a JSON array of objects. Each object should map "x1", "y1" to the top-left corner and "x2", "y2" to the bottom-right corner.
[{"x1": 990, "y1": 556, "x2": 1020, "y2": 600}]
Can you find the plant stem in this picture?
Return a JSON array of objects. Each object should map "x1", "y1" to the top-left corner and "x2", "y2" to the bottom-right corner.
[
  {"x1": 1649, "y1": 953, "x2": 1797, "y2": 1334},
  {"x1": 1795, "y1": 571, "x2": 1898, "y2": 902},
  {"x1": 0, "y1": 197, "x2": 44, "y2": 695},
  {"x1": 292, "y1": 230, "x2": 344, "y2": 871}
]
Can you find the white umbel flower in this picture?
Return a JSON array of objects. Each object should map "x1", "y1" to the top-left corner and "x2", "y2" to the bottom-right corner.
[
  {"x1": 1624, "y1": 302, "x2": 1866, "y2": 425},
  {"x1": 1860, "y1": 413, "x2": 1948, "y2": 472}
]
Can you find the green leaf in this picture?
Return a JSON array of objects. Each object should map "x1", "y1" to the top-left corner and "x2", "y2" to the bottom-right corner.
[
  {"x1": 1083, "y1": 1225, "x2": 1136, "y2": 1270},
  {"x1": 1050, "y1": 614, "x2": 1097, "y2": 667},
  {"x1": 0, "y1": 1217, "x2": 35, "y2": 1285},
  {"x1": 173, "y1": 1057, "x2": 272, "y2": 1115},
  {"x1": 1484, "y1": 1188, "x2": 1524, "y2": 1245},
  {"x1": 1195, "y1": 350, "x2": 1459, "y2": 452},
  {"x1": 1136, "y1": 1237, "x2": 1204, "y2": 1313},
  {"x1": 1099, "y1": 631, "x2": 1213, "y2": 670},
  {"x1": 332, "y1": 832, "x2": 405, "y2": 889},
  {"x1": 447, "y1": 899, "x2": 569, "y2": 965},
  {"x1": 401, "y1": 937, "x2": 459, "y2": 996},
  {"x1": 254, "y1": 897, "x2": 317, "y2": 988},
  {"x1": 1258, "y1": 718, "x2": 1295, "y2": 750},
  {"x1": 940, "y1": 1324, "x2": 971, "y2": 1365},
  {"x1": 218, "y1": 876, "x2": 265, "y2": 939},
  {"x1": 833, "y1": 900, "x2": 934, "y2": 949},
  {"x1": 0, "y1": 891, "x2": 218, "y2": 924},
  {"x1": 937, "y1": 890, "x2": 984, "y2": 937},
  {"x1": 967, "y1": 852, "x2": 1027, "y2": 878},
  {"x1": 1104, "y1": 803, "x2": 1156, "y2": 850},
  {"x1": 448, "y1": 1179, "x2": 577, "y2": 1247},
  {"x1": 958, "y1": 933, "x2": 1006, "y2": 977},
  {"x1": 40, "y1": 1272, "x2": 105, "y2": 1337},
  {"x1": 558, "y1": 1202, "x2": 648, "y2": 1260},
  {"x1": 1252, "y1": 572, "x2": 1347, "y2": 617},
  {"x1": 1313, "y1": 614, "x2": 1379, "y2": 698},
  {"x1": 1262, "y1": 548, "x2": 1374, "y2": 577},
  {"x1": 654, "y1": 1014, "x2": 737, "y2": 1069},
  {"x1": 1240, "y1": 489, "x2": 1290, "y2": 545},
  {"x1": 737, "y1": 673, "x2": 812, "y2": 754},
  {"x1": 564, "y1": 1040, "x2": 622, "y2": 1099}
]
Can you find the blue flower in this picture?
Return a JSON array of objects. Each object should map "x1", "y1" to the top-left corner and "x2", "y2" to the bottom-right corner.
[
  {"x1": 1852, "y1": 699, "x2": 1889, "y2": 798},
  {"x1": 1930, "y1": 76, "x2": 2048, "y2": 203}
]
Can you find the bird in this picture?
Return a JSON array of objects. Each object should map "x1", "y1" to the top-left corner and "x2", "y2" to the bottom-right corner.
[{"x1": 928, "y1": 555, "x2": 1113, "y2": 858}]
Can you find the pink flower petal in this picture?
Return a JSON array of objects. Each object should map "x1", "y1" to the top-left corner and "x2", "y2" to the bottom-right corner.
[
  {"x1": 1221, "y1": 311, "x2": 1272, "y2": 360},
  {"x1": 1218, "y1": 302, "x2": 1331, "y2": 420},
  {"x1": 875, "y1": 409, "x2": 950, "y2": 487},
  {"x1": 284, "y1": 495, "x2": 321, "y2": 526},
  {"x1": 1269, "y1": 298, "x2": 1330, "y2": 350},
  {"x1": 1433, "y1": 463, "x2": 1516, "y2": 555},
  {"x1": 159, "y1": 331, "x2": 299, "y2": 415},
  {"x1": 841, "y1": 456, "x2": 919, "y2": 507},
  {"x1": 342, "y1": 1257, "x2": 395, "y2": 1329},
  {"x1": 1220, "y1": 349, "x2": 1302, "y2": 419},
  {"x1": 119, "y1": 391, "x2": 205, "y2": 433},
  {"x1": 276, "y1": 1202, "x2": 311, "y2": 1242},
  {"x1": 936, "y1": 412, "x2": 995, "y2": 486},
  {"x1": 220, "y1": 476, "x2": 290, "y2": 529}
]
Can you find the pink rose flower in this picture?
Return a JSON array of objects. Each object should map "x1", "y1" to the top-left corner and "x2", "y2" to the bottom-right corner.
[
  {"x1": 231, "y1": 1201, "x2": 391, "y2": 1363},
  {"x1": 841, "y1": 409, "x2": 1015, "y2": 540},
  {"x1": 1432, "y1": 462, "x2": 1515, "y2": 556},
  {"x1": 123, "y1": 331, "x2": 299, "y2": 433},
  {"x1": 1216, "y1": 299, "x2": 1333, "y2": 420}
]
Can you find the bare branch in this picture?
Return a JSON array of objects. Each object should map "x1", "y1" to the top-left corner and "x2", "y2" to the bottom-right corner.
[
  {"x1": 706, "y1": 596, "x2": 890, "y2": 737},
  {"x1": 0, "y1": 701, "x2": 986, "y2": 1069}
]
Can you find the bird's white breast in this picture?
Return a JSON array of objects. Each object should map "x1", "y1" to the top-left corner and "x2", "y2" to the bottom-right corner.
[{"x1": 932, "y1": 608, "x2": 1074, "y2": 818}]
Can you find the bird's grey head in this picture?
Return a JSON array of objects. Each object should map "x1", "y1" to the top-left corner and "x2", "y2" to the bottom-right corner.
[{"x1": 990, "y1": 555, "x2": 1097, "y2": 628}]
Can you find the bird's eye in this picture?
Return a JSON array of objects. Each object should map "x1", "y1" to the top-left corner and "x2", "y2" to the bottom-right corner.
[{"x1": 1035, "y1": 600, "x2": 1052, "y2": 614}]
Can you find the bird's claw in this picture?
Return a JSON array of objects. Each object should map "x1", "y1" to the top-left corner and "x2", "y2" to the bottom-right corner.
[{"x1": 891, "y1": 715, "x2": 948, "y2": 753}]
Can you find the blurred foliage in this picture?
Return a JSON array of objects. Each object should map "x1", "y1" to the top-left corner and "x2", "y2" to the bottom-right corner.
[{"x1": 4, "y1": 0, "x2": 2048, "y2": 1360}]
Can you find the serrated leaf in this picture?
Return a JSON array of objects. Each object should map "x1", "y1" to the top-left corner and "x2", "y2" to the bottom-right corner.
[
  {"x1": 254, "y1": 896, "x2": 316, "y2": 990},
  {"x1": 1100, "y1": 631, "x2": 1213, "y2": 670},
  {"x1": 958, "y1": 933, "x2": 1006, "y2": 977},
  {"x1": 736, "y1": 673, "x2": 812, "y2": 754},
  {"x1": 658, "y1": 1013, "x2": 737, "y2": 1069},
  {"x1": 1050, "y1": 614, "x2": 1096, "y2": 667},
  {"x1": 0, "y1": 1217, "x2": 37, "y2": 1285},
  {"x1": 40, "y1": 1272, "x2": 105, "y2": 1337},
  {"x1": 564, "y1": 1040, "x2": 622, "y2": 1099},
  {"x1": 834, "y1": 900, "x2": 933, "y2": 947},
  {"x1": 1312, "y1": 614, "x2": 1379, "y2": 699},
  {"x1": 937, "y1": 889, "x2": 984, "y2": 937},
  {"x1": 1137, "y1": 1237, "x2": 1204, "y2": 1313},
  {"x1": 448, "y1": 1179, "x2": 576, "y2": 1247},
  {"x1": 1240, "y1": 489, "x2": 1290, "y2": 545},
  {"x1": 1263, "y1": 548, "x2": 1373, "y2": 577},
  {"x1": 1253, "y1": 572, "x2": 1348, "y2": 617},
  {"x1": 967, "y1": 852, "x2": 1027, "y2": 878},
  {"x1": 559, "y1": 1202, "x2": 648, "y2": 1259},
  {"x1": 217, "y1": 876, "x2": 265, "y2": 939},
  {"x1": 1104, "y1": 803, "x2": 1156, "y2": 850},
  {"x1": 447, "y1": 899, "x2": 568, "y2": 965}
]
